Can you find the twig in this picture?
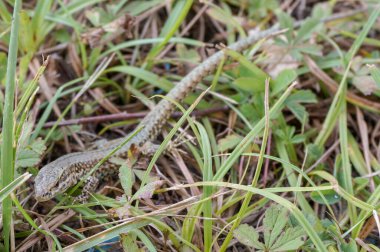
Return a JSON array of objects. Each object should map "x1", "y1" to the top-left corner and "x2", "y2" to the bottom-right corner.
[{"x1": 43, "y1": 106, "x2": 229, "y2": 128}]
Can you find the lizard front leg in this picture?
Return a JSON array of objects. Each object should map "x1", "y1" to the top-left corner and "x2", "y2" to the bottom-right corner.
[{"x1": 75, "y1": 176, "x2": 99, "y2": 202}]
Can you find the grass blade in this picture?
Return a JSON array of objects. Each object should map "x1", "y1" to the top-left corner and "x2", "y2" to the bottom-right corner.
[{"x1": 1, "y1": 1, "x2": 21, "y2": 250}]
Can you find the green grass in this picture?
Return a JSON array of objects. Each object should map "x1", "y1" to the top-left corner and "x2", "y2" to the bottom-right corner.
[
  {"x1": 1, "y1": 1, "x2": 21, "y2": 251},
  {"x1": 2, "y1": 1, "x2": 380, "y2": 251}
]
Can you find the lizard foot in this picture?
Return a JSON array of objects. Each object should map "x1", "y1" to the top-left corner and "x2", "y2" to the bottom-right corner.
[
  {"x1": 73, "y1": 176, "x2": 99, "y2": 202},
  {"x1": 167, "y1": 124, "x2": 195, "y2": 154}
]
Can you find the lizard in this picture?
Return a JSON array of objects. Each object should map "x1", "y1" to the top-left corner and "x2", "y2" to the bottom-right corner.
[
  {"x1": 34, "y1": 26, "x2": 283, "y2": 202},
  {"x1": 34, "y1": 8, "x2": 366, "y2": 202}
]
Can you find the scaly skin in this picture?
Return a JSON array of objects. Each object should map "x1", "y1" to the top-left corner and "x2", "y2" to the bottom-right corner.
[{"x1": 34, "y1": 26, "x2": 283, "y2": 202}]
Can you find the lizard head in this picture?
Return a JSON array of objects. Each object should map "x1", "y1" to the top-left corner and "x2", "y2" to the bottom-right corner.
[{"x1": 35, "y1": 153, "x2": 82, "y2": 202}]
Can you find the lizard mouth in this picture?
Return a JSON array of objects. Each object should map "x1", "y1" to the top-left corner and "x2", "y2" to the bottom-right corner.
[{"x1": 35, "y1": 192, "x2": 52, "y2": 202}]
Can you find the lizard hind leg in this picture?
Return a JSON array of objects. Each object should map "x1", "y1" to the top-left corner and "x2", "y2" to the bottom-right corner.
[
  {"x1": 140, "y1": 138, "x2": 186, "y2": 158},
  {"x1": 74, "y1": 176, "x2": 99, "y2": 202}
]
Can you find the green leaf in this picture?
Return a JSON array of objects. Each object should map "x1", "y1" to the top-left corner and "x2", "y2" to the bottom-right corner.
[
  {"x1": 14, "y1": 138, "x2": 46, "y2": 169},
  {"x1": 121, "y1": 234, "x2": 139, "y2": 252},
  {"x1": 272, "y1": 69, "x2": 297, "y2": 96},
  {"x1": 276, "y1": 11, "x2": 293, "y2": 42},
  {"x1": 176, "y1": 44, "x2": 201, "y2": 64},
  {"x1": 369, "y1": 65, "x2": 380, "y2": 89},
  {"x1": 226, "y1": 52, "x2": 267, "y2": 84},
  {"x1": 84, "y1": 8, "x2": 104, "y2": 26},
  {"x1": 306, "y1": 143, "x2": 324, "y2": 161},
  {"x1": 19, "y1": 11, "x2": 34, "y2": 53},
  {"x1": 16, "y1": 149, "x2": 41, "y2": 168},
  {"x1": 233, "y1": 224, "x2": 264, "y2": 249},
  {"x1": 31, "y1": 0, "x2": 53, "y2": 44},
  {"x1": 296, "y1": 44, "x2": 322, "y2": 56},
  {"x1": 263, "y1": 205, "x2": 288, "y2": 248},
  {"x1": 271, "y1": 226, "x2": 305, "y2": 251},
  {"x1": 354, "y1": 177, "x2": 369, "y2": 191},
  {"x1": 310, "y1": 184, "x2": 341, "y2": 205},
  {"x1": 110, "y1": 157, "x2": 127, "y2": 165},
  {"x1": 29, "y1": 138, "x2": 46, "y2": 155},
  {"x1": 311, "y1": 3, "x2": 332, "y2": 20},
  {"x1": 286, "y1": 90, "x2": 317, "y2": 104},
  {"x1": 339, "y1": 239, "x2": 358, "y2": 252},
  {"x1": 280, "y1": 125, "x2": 297, "y2": 141},
  {"x1": 234, "y1": 77, "x2": 265, "y2": 93},
  {"x1": 285, "y1": 90, "x2": 317, "y2": 122},
  {"x1": 217, "y1": 134, "x2": 244, "y2": 153},
  {"x1": 295, "y1": 17, "x2": 320, "y2": 43},
  {"x1": 286, "y1": 101, "x2": 307, "y2": 123},
  {"x1": 290, "y1": 133, "x2": 305, "y2": 144},
  {"x1": 119, "y1": 164, "x2": 135, "y2": 197},
  {"x1": 240, "y1": 102, "x2": 263, "y2": 124},
  {"x1": 133, "y1": 229, "x2": 157, "y2": 252},
  {"x1": 132, "y1": 180, "x2": 163, "y2": 200},
  {"x1": 134, "y1": 170, "x2": 159, "y2": 184}
]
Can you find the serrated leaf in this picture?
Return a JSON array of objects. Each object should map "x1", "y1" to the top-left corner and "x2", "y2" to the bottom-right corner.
[
  {"x1": 29, "y1": 138, "x2": 46, "y2": 155},
  {"x1": 271, "y1": 226, "x2": 305, "y2": 251},
  {"x1": 276, "y1": 11, "x2": 293, "y2": 42},
  {"x1": 286, "y1": 101, "x2": 307, "y2": 123},
  {"x1": 286, "y1": 90, "x2": 317, "y2": 104},
  {"x1": 263, "y1": 205, "x2": 288, "y2": 247},
  {"x1": 119, "y1": 164, "x2": 135, "y2": 197},
  {"x1": 275, "y1": 126, "x2": 298, "y2": 143},
  {"x1": 295, "y1": 17, "x2": 320, "y2": 43},
  {"x1": 233, "y1": 224, "x2": 264, "y2": 249},
  {"x1": 16, "y1": 149, "x2": 41, "y2": 168},
  {"x1": 311, "y1": 3, "x2": 331, "y2": 20},
  {"x1": 285, "y1": 90, "x2": 316, "y2": 123},
  {"x1": 272, "y1": 69, "x2": 297, "y2": 95},
  {"x1": 18, "y1": 121, "x2": 34, "y2": 148}
]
